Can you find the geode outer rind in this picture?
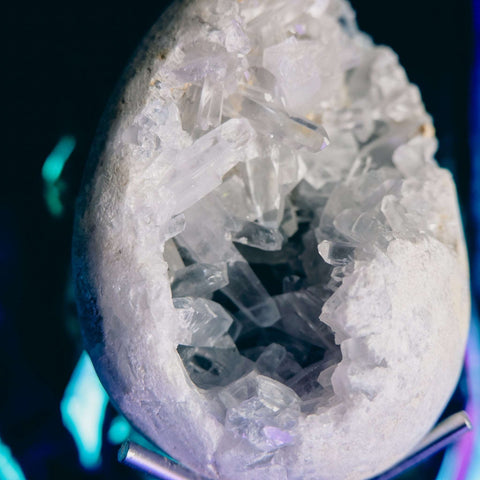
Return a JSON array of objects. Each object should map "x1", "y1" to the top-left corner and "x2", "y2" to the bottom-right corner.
[{"x1": 73, "y1": 1, "x2": 470, "y2": 479}]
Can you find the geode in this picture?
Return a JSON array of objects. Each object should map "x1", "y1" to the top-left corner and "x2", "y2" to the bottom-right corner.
[{"x1": 72, "y1": 0, "x2": 470, "y2": 479}]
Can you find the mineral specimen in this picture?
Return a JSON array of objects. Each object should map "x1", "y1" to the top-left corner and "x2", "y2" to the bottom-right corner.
[{"x1": 73, "y1": 0, "x2": 470, "y2": 479}]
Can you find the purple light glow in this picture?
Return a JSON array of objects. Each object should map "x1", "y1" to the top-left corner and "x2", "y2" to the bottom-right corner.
[{"x1": 436, "y1": 307, "x2": 480, "y2": 480}]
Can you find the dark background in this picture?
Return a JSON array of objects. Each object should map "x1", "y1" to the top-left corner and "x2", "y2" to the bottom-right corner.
[{"x1": 2, "y1": 1, "x2": 474, "y2": 478}]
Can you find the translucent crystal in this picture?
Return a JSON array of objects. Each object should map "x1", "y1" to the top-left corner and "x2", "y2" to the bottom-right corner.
[
  {"x1": 247, "y1": 0, "x2": 314, "y2": 46},
  {"x1": 223, "y1": 262, "x2": 281, "y2": 327},
  {"x1": 224, "y1": 93, "x2": 329, "y2": 153},
  {"x1": 177, "y1": 345, "x2": 252, "y2": 389},
  {"x1": 274, "y1": 288, "x2": 337, "y2": 350},
  {"x1": 286, "y1": 360, "x2": 324, "y2": 398},
  {"x1": 173, "y1": 41, "x2": 232, "y2": 83},
  {"x1": 255, "y1": 343, "x2": 287, "y2": 376},
  {"x1": 170, "y1": 263, "x2": 228, "y2": 298},
  {"x1": 179, "y1": 84, "x2": 203, "y2": 134},
  {"x1": 263, "y1": 34, "x2": 344, "y2": 115},
  {"x1": 255, "y1": 343, "x2": 302, "y2": 382},
  {"x1": 239, "y1": 67, "x2": 283, "y2": 108},
  {"x1": 302, "y1": 132, "x2": 357, "y2": 190},
  {"x1": 225, "y1": 20, "x2": 252, "y2": 55},
  {"x1": 280, "y1": 201, "x2": 298, "y2": 238},
  {"x1": 174, "y1": 297, "x2": 234, "y2": 347},
  {"x1": 380, "y1": 195, "x2": 406, "y2": 234},
  {"x1": 392, "y1": 135, "x2": 438, "y2": 177},
  {"x1": 243, "y1": 147, "x2": 283, "y2": 226},
  {"x1": 215, "y1": 175, "x2": 257, "y2": 223},
  {"x1": 169, "y1": 118, "x2": 257, "y2": 215},
  {"x1": 197, "y1": 76, "x2": 224, "y2": 131},
  {"x1": 163, "y1": 239, "x2": 185, "y2": 275},
  {"x1": 222, "y1": 373, "x2": 301, "y2": 451},
  {"x1": 178, "y1": 198, "x2": 281, "y2": 327},
  {"x1": 318, "y1": 240, "x2": 354, "y2": 266},
  {"x1": 232, "y1": 222, "x2": 284, "y2": 251}
]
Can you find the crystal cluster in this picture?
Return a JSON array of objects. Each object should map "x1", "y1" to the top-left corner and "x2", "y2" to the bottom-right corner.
[{"x1": 73, "y1": 0, "x2": 470, "y2": 479}]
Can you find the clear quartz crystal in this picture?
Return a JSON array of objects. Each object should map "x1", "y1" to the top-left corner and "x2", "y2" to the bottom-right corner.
[
  {"x1": 177, "y1": 196, "x2": 281, "y2": 327},
  {"x1": 224, "y1": 93, "x2": 329, "y2": 153},
  {"x1": 164, "y1": 239, "x2": 185, "y2": 275},
  {"x1": 247, "y1": 0, "x2": 314, "y2": 46},
  {"x1": 232, "y1": 222, "x2": 284, "y2": 251},
  {"x1": 255, "y1": 344, "x2": 303, "y2": 382},
  {"x1": 221, "y1": 373, "x2": 301, "y2": 452},
  {"x1": 170, "y1": 263, "x2": 229, "y2": 298},
  {"x1": 243, "y1": 147, "x2": 283, "y2": 226},
  {"x1": 177, "y1": 345, "x2": 252, "y2": 389},
  {"x1": 197, "y1": 75, "x2": 224, "y2": 131},
  {"x1": 168, "y1": 118, "x2": 257, "y2": 215},
  {"x1": 174, "y1": 297, "x2": 234, "y2": 347},
  {"x1": 225, "y1": 19, "x2": 252, "y2": 54}
]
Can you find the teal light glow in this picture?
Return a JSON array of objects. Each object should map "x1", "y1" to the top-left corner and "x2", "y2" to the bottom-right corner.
[
  {"x1": 41, "y1": 135, "x2": 76, "y2": 217},
  {"x1": 435, "y1": 446, "x2": 457, "y2": 480},
  {"x1": 107, "y1": 416, "x2": 132, "y2": 445},
  {"x1": 44, "y1": 185, "x2": 64, "y2": 217},
  {"x1": 60, "y1": 351, "x2": 109, "y2": 470},
  {"x1": 41, "y1": 135, "x2": 76, "y2": 184},
  {"x1": 0, "y1": 437, "x2": 26, "y2": 480}
]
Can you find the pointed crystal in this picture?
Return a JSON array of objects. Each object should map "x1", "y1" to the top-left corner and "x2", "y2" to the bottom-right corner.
[{"x1": 171, "y1": 263, "x2": 229, "y2": 298}]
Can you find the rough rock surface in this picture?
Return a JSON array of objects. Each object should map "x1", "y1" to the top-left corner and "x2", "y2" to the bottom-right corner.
[{"x1": 73, "y1": 1, "x2": 470, "y2": 479}]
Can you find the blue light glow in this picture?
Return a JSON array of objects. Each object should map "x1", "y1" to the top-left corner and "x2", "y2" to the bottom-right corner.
[
  {"x1": 460, "y1": 1, "x2": 480, "y2": 479},
  {"x1": 0, "y1": 437, "x2": 26, "y2": 480},
  {"x1": 436, "y1": 3, "x2": 480, "y2": 478},
  {"x1": 60, "y1": 351, "x2": 109, "y2": 470},
  {"x1": 471, "y1": 0, "x2": 480, "y2": 303},
  {"x1": 107, "y1": 416, "x2": 131, "y2": 445}
]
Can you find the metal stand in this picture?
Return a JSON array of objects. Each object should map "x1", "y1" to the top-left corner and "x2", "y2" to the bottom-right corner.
[
  {"x1": 118, "y1": 410, "x2": 472, "y2": 480},
  {"x1": 118, "y1": 441, "x2": 210, "y2": 480}
]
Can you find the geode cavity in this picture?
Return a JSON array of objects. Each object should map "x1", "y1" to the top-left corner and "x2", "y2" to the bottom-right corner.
[{"x1": 73, "y1": 1, "x2": 470, "y2": 479}]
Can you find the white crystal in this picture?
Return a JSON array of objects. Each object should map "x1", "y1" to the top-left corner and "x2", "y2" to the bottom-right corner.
[{"x1": 74, "y1": 1, "x2": 470, "y2": 479}]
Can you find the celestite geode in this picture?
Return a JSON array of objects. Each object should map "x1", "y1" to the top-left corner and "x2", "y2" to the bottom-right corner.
[{"x1": 73, "y1": 1, "x2": 471, "y2": 479}]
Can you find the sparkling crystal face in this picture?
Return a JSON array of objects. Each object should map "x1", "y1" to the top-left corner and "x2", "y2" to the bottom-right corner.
[{"x1": 73, "y1": 1, "x2": 470, "y2": 479}]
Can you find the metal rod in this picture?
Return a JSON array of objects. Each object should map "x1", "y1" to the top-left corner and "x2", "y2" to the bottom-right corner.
[
  {"x1": 370, "y1": 410, "x2": 472, "y2": 480},
  {"x1": 118, "y1": 411, "x2": 472, "y2": 480},
  {"x1": 118, "y1": 441, "x2": 210, "y2": 480}
]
